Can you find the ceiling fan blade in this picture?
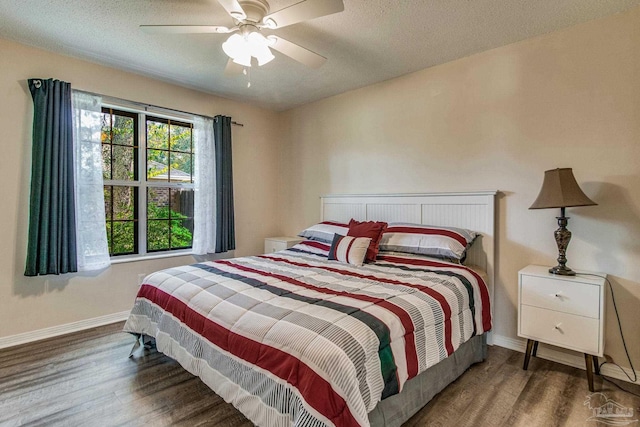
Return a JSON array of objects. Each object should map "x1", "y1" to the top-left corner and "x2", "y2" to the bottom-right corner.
[
  {"x1": 263, "y1": 0, "x2": 344, "y2": 29},
  {"x1": 140, "y1": 25, "x2": 234, "y2": 34},
  {"x1": 268, "y1": 36, "x2": 326, "y2": 68},
  {"x1": 224, "y1": 58, "x2": 245, "y2": 76},
  {"x1": 216, "y1": 0, "x2": 247, "y2": 20}
]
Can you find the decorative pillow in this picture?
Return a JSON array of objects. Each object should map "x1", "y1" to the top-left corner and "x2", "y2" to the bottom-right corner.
[
  {"x1": 328, "y1": 234, "x2": 372, "y2": 267},
  {"x1": 347, "y1": 219, "x2": 388, "y2": 263},
  {"x1": 379, "y1": 223, "x2": 478, "y2": 261},
  {"x1": 298, "y1": 221, "x2": 349, "y2": 243}
]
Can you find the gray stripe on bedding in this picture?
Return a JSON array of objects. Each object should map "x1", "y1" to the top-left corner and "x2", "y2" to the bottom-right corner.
[{"x1": 249, "y1": 255, "x2": 453, "y2": 368}]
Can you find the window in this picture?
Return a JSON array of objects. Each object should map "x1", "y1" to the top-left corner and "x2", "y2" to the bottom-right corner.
[{"x1": 101, "y1": 107, "x2": 194, "y2": 257}]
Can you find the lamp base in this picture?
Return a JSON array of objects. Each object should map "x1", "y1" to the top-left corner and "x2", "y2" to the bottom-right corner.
[
  {"x1": 549, "y1": 265, "x2": 576, "y2": 276},
  {"x1": 550, "y1": 208, "x2": 576, "y2": 276}
]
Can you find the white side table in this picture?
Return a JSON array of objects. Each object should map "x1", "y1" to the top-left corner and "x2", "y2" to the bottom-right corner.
[
  {"x1": 264, "y1": 237, "x2": 304, "y2": 254},
  {"x1": 518, "y1": 264, "x2": 606, "y2": 391}
]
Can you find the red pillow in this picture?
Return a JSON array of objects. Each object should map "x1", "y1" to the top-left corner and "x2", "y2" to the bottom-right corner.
[{"x1": 347, "y1": 219, "x2": 388, "y2": 262}]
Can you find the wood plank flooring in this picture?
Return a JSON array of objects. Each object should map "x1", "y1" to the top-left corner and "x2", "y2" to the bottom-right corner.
[{"x1": 1, "y1": 322, "x2": 639, "y2": 426}]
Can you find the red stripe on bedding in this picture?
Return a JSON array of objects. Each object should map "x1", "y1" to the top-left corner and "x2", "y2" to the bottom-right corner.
[
  {"x1": 219, "y1": 259, "x2": 418, "y2": 380},
  {"x1": 321, "y1": 221, "x2": 348, "y2": 227},
  {"x1": 299, "y1": 240, "x2": 331, "y2": 251},
  {"x1": 262, "y1": 256, "x2": 467, "y2": 378},
  {"x1": 137, "y1": 284, "x2": 360, "y2": 427},
  {"x1": 378, "y1": 255, "x2": 492, "y2": 333},
  {"x1": 267, "y1": 256, "x2": 454, "y2": 359},
  {"x1": 384, "y1": 226, "x2": 468, "y2": 247},
  {"x1": 344, "y1": 237, "x2": 356, "y2": 264}
]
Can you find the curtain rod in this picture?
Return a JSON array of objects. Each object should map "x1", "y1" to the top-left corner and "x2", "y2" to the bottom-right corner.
[{"x1": 74, "y1": 89, "x2": 244, "y2": 127}]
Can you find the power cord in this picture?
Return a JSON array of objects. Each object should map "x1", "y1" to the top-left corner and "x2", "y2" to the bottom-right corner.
[
  {"x1": 577, "y1": 273, "x2": 640, "y2": 398},
  {"x1": 602, "y1": 376, "x2": 640, "y2": 399}
]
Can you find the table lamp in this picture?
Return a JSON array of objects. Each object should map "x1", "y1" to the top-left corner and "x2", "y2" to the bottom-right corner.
[{"x1": 529, "y1": 168, "x2": 597, "y2": 276}]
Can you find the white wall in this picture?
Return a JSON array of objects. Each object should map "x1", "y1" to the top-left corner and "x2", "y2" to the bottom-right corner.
[
  {"x1": 0, "y1": 38, "x2": 282, "y2": 339},
  {"x1": 279, "y1": 7, "x2": 640, "y2": 370}
]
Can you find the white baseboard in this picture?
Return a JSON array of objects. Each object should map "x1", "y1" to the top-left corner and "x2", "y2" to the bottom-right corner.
[
  {"x1": 0, "y1": 310, "x2": 131, "y2": 350},
  {"x1": 493, "y1": 334, "x2": 639, "y2": 385}
]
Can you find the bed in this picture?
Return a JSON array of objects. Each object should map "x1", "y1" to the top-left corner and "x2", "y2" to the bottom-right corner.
[{"x1": 124, "y1": 192, "x2": 496, "y2": 427}]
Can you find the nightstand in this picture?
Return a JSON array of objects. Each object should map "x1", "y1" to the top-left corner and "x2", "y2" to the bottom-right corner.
[
  {"x1": 264, "y1": 237, "x2": 304, "y2": 254},
  {"x1": 518, "y1": 265, "x2": 606, "y2": 392}
]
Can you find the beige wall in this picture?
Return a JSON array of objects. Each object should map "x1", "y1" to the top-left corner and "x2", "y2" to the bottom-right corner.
[
  {"x1": 0, "y1": 38, "x2": 282, "y2": 338},
  {"x1": 280, "y1": 7, "x2": 640, "y2": 369},
  {"x1": 2, "y1": 6, "x2": 639, "y2": 374}
]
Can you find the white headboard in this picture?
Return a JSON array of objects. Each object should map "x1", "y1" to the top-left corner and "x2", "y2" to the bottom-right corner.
[{"x1": 321, "y1": 191, "x2": 497, "y2": 341}]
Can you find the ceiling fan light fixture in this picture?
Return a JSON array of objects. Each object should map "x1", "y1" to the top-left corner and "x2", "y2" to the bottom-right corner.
[
  {"x1": 232, "y1": 54, "x2": 252, "y2": 67},
  {"x1": 223, "y1": 29, "x2": 274, "y2": 67},
  {"x1": 249, "y1": 32, "x2": 274, "y2": 65},
  {"x1": 255, "y1": 47, "x2": 274, "y2": 66},
  {"x1": 222, "y1": 33, "x2": 244, "y2": 58},
  {"x1": 247, "y1": 31, "x2": 267, "y2": 44}
]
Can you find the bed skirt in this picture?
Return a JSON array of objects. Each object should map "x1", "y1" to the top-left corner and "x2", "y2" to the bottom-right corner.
[
  {"x1": 368, "y1": 334, "x2": 487, "y2": 426},
  {"x1": 127, "y1": 311, "x2": 486, "y2": 427}
]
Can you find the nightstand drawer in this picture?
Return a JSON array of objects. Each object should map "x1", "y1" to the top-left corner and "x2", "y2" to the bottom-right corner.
[
  {"x1": 521, "y1": 275, "x2": 600, "y2": 318},
  {"x1": 520, "y1": 305, "x2": 600, "y2": 355}
]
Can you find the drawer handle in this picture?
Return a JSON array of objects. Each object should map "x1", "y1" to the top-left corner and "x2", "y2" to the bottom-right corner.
[
  {"x1": 549, "y1": 292, "x2": 564, "y2": 299},
  {"x1": 554, "y1": 323, "x2": 563, "y2": 332}
]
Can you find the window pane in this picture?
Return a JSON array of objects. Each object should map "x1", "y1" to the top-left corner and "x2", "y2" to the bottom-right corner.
[
  {"x1": 147, "y1": 149, "x2": 168, "y2": 181},
  {"x1": 170, "y1": 125, "x2": 192, "y2": 153},
  {"x1": 101, "y1": 113, "x2": 112, "y2": 143},
  {"x1": 113, "y1": 186, "x2": 135, "y2": 220},
  {"x1": 106, "y1": 222, "x2": 112, "y2": 254},
  {"x1": 112, "y1": 221, "x2": 136, "y2": 255},
  {"x1": 112, "y1": 146, "x2": 136, "y2": 181},
  {"x1": 169, "y1": 189, "x2": 194, "y2": 218},
  {"x1": 147, "y1": 120, "x2": 168, "y2": 150},
  {"x1": 170, "y1": 188, "x2": 194, "y2": 248},
  {"x1": 112, "y1": 115, "x2": 134, "y2": 146},
  {"x1": 105, "y1": 185, "x2": 137, "y2": 256},
  {"x1": 170, "y1": 152, "x2": 192, "y2": 182},
  {"x1": 104, "y1": 186, "x2": 112, "y2": 220},
  {"x1": 148, "y1": 220, "x2": 170, "y2": 251},
  {"x1": 146, "y1": 188, "x2": 194, "y2": 251},
  {"x1": 147, "y1": 188, "x2": 170, "y2": 219},
  {"x1": 102, "y1": 145, "x2": 111, "y2": 180},
  {"x1": 171, "y1": 218, "x2": 193, "y2": 249}
]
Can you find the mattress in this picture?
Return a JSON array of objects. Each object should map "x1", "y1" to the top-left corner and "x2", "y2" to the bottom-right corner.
[{"x1": 123, "y1": 240, "x2": 491, "y2": 427}]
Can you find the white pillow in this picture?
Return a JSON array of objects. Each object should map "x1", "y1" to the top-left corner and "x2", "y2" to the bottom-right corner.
[
  {"x1": 379, "y1": 223, "x2": 478, "y2": 261},
  {"x1": 298, "y1": 221, "x2": 349, "y2": 243}
]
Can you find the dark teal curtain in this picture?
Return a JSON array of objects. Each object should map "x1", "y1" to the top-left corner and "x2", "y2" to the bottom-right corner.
[
  {"x1": 25, "y1": 78, "x2": 77, "y2": 276},
  {"x1": 214, "y1": 115, "x2": 235, "y2": 253}
]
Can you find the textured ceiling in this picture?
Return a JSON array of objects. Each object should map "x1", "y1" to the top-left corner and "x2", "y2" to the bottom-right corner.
[{"x1": 1, "y1": 0, "x2": 639, "y2": 111}]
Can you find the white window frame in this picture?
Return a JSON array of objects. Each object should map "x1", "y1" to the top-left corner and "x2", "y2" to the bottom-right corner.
[{"x1": 102, "y1": 101, "x2": 195, "y2": 262}]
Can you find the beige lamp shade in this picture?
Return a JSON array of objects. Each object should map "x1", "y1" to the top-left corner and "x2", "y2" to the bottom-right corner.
[{"x1": 530, "y1": 168, "x2": 597, "y2": 209}]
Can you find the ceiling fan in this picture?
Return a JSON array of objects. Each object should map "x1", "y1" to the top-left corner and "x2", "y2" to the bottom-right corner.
[{"x1": 140, "y1": 0, "x2": 344, "y2": 75}]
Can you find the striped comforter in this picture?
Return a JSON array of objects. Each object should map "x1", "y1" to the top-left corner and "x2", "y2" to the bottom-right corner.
[{"x1": 123, "y1": 240, "x2": 491, "y2": 427}]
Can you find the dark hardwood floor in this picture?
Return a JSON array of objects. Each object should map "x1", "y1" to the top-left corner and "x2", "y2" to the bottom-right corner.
[{"x1": 1, "y1": 322, "x2": 638, "y2": 426}]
